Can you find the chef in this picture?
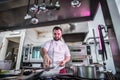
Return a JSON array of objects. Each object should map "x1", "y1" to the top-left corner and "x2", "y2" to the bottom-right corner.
[{"x1": 41, "y1": 26, "x2": 71, "y2": 73}]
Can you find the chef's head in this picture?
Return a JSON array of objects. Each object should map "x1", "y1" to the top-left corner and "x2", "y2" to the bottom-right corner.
[{"x1": 53, "y1": 26, "x2": 62, "y2": 41}]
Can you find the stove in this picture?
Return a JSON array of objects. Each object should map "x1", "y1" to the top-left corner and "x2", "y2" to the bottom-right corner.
[{"x1": 38, "y1": 66, "x2": 108, "y2": 80}]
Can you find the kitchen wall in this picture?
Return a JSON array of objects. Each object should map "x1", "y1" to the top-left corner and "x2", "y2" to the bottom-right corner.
[{"x1": 84, "y1": 4, "x2": 116, "y2": 74}]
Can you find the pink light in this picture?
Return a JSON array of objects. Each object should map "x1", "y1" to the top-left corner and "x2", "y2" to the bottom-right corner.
[
  {"x1": 98, "y1": 26, "x2": 102, "y2": 50},
  {"x1": 81, "y1": 9, "x2": 90, "y2": 16},
  {"x1": 72, "y1": 7, "x2": 90, "y2": 17}
]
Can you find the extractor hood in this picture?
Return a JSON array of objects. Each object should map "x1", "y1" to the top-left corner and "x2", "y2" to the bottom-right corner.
[
  {"x1": 62, "y1": 32, "x2": 87, "y2": 42},
  {"x1": 62, "y1": 22, "x2": 88, "y2": 42}
]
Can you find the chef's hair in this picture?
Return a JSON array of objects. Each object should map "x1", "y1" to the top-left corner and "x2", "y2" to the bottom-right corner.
[{"x1": 53, "y1": 26, "x2": 62, "y2": 32}]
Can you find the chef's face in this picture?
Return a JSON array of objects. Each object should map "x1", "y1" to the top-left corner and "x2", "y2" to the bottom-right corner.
[{"x1": 53, "y1": 29, "x2": 62, "y2": 41}]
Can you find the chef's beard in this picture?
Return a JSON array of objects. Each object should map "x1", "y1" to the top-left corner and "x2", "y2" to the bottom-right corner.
[{"x1": 53, "y1": 37, "x2": 60, "y2": 41}]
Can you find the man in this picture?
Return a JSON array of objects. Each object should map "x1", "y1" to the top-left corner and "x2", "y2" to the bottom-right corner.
[{"x1": 41, "y1": 26, "x2": 71, "y2": 73}]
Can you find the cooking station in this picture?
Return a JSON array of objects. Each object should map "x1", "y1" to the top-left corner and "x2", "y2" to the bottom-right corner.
[
  {"x1": 0, "y1": 66, "x2": 115, "y2": 80},
  {"x1": 0, "y1": 54, "x2": 116, "y2": 80},
  {"x1": 0, "y1": 41, "x2": 116, "y2": 80},
  {"x1": 0, "y1": 34, "x2": 116, "y2": 80}
]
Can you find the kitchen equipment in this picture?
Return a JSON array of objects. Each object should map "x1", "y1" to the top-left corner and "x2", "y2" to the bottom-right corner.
[
  {"x1": 0, "y1": 60, "x2": 12, "y2": 70},
  {"x1": 68, "y1": 65, "x2": 105, "y2": 79},
  {"x1": 40, "y1": 65, "x2": 63, "y2": 77},
  {"x1": 77, "y1": 65, "x2": 97, "y2": 78},
  {"x1": 38, "y1": 64, "x2": 106, "y2": 80}
]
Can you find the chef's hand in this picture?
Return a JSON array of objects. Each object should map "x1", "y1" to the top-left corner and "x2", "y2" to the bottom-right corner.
[
  {"x1": 59, "y1": 60, "x2": 66, "y2": 67},
  {"x1": 59, "y1": 56, "x2": 71, "y2": 67},
  {"x1": 43, "y1": 54, "x2": 52, "y2": 69}
]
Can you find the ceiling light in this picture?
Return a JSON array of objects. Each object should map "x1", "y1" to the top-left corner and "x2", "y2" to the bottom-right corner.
[
  {"x1": 39, "y1": 3, "x2": 48, "y2": 12},
  {"x1": 30, "y1": 5, "x2": 39, "y2": 13},
  {"x1": 24, "y1": 0, "x2": 31, "y2": 20},
  {"x1": 31, "y1": 16, "x2": 39, "y2": 24},
  {"x1": 24, "y1": 14, "x2": 32, "y2": 20},
  {"x1": 46, "y1": 0, "x2": 60, "y2": 10},
  {"x1": 55, "y1": 1, "x2": 60, "y2": 10},
  {"x1": 31, "y1": 18, "x2": 39, "y2": 24},
  {"x1": 71, "y1": 0, "x2": 81, "y2": 7},
  {"x1": 46, "y1": 2, "x2": 54, "y2": 10},
  {"x1": 24, "y1": 0, "x2": 61, "y2": 24}
]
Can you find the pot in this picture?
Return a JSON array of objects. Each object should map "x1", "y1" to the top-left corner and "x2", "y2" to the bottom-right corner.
[
  {"x1": 77, "y1": 65, "x2": 97, "y2": 78},
  {"x1": 69, "y1": 65, "x2": 105, "y2": 79},
  {"x1": 69, "y1": 65, "x2": 97, "y2": 78}
]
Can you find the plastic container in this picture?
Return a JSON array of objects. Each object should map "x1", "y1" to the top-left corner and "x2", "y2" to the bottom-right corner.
[{"x1": 0, "y1": 60, "x2": 12, "y2": 70}]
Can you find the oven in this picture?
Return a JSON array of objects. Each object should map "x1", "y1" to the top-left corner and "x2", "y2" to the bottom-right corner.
[
  {"x1": 22, "y1": 46, "x2": 43, "y2": 68},
  {"x1": 69, "y1": 44, "x2": 91, "y2": 66}
]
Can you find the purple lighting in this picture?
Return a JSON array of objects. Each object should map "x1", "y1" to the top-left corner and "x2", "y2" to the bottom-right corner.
[
  {"x1": 81, "y1": 10, "x2": 90, "y2": 16},
  {"x1": 73, "y1": 7, "x2": 90, "y2": 17},
  {"x1": 98, "y1": 26, "x2": 102, "y2": 50}
]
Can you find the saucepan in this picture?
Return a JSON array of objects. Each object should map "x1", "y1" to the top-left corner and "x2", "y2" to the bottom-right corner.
[
  {"x1": 68, "y1": 65, "x2": 97, "y2": 78},
  {"x1": 77, "y1": 65, "x2": 97, "y2": 78}
]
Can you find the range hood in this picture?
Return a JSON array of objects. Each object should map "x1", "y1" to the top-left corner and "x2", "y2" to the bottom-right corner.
[
  {"x1": 62, "y1": 22, "x2": 88, "y2": 42},
  {"x1": 62, "y1": 32, "x2": 87, "y2": 42}
]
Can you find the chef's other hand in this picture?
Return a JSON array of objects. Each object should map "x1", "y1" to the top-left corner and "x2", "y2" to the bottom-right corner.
[
  {"x1": 43, "y1": 54, "x2": 52, "y2": 69},
  {"x1": 59, "y1": 61, "x2": 66, "y2": 67}
]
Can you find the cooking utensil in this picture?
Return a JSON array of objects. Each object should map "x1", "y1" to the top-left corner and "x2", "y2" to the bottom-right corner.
[{"x1": 40, "y1": 64, "x2": 63, "y2": 77}]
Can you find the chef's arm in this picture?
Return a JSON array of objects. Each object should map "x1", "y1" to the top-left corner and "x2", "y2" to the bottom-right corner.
[
  {"x1": 59, "y1": 56, "x2": 71, "y2": 66},
  {"x1": 41, "y1": 48, "x2": 52, "y2": 68},
  {"x1": 64, "y1": 56, "x2": 71, "y2": 63},
  {"x1": 41, "y1": 48, "x2": 48, "y2": 57}
]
